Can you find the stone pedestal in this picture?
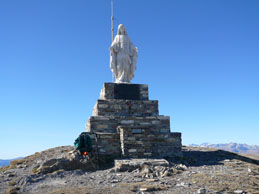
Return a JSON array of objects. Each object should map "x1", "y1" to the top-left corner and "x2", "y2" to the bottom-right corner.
[{"x1": 85, "y1": 83, "x2": 182, "y2": 158}]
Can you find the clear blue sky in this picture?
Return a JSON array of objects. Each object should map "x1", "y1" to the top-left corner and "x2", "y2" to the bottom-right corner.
[{"x1": 0, "y1": 0, "x2": 258, "y2": 159}]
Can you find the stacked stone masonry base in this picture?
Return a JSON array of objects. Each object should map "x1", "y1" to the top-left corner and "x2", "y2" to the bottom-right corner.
[{"x1": 85, "y1": 83, "x2": 182, "y2": 158}]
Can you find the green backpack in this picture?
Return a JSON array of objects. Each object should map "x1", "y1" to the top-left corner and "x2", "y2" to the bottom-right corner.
[{"x1": 74, "y1": 132, "x2": 92, "y2": 152}]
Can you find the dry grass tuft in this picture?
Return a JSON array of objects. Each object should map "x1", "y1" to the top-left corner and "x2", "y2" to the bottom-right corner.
[
  {"x1": 0, "y1": 166, "x2": 9, "y2": 172},
  {"x1": 51, "y1": 169, "x2": 65, "y2": 175},
  {"x1": 4, "y1": 187, "x2": 20, "y2": 194},
  {"x1": 8, "y1": 179, "x2": 17, "y2": 186}
]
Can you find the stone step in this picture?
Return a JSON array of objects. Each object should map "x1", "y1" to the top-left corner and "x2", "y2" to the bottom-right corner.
[
  {"x1": 92, "y1": 99, "x2": 159, "y2": 117},
  {"x1": 86, "y1": 115, "x2": 170, "y2": 133}
]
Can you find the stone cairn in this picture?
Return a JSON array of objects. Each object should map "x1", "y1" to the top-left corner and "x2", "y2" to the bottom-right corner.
[{"x1": 85, "y1": 83, "x2": 182, "y2": 159}]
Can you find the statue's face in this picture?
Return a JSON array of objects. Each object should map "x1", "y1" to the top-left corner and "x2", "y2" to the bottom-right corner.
[{"x1": 119, "y1": 25, "x2": 126, "y2": 34}]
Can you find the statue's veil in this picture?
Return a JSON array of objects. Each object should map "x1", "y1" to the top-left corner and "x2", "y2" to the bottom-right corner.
[{"x1": 117, "y1": 24, "x2": 128, "y2": 36}]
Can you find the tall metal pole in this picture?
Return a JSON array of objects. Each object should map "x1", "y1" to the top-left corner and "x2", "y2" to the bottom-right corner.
[
  {"x1": 111, "y1": 0, "x2": 115, "y2": 82},
  {"x1": 111, "y1": 0, "x2": 114, "y2": 42}
]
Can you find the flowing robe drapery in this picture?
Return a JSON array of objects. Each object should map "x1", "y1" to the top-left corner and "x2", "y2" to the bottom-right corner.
[{"x1": 110, "y1": 34, "x2": 138, "y2": 83}]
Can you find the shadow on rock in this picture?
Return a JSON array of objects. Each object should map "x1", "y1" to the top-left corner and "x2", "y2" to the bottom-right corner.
[
  {"x1": 178, "y1": 146, "x2": 259, "y2": 167},
  {"x1": 34, "y1": 150, "x2": 114, "y2": 175}
]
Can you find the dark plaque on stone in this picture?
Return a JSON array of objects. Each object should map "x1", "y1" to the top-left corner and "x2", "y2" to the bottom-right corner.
[{"x1": 114, "y1": 84, "x2": 140, "y2": 100}]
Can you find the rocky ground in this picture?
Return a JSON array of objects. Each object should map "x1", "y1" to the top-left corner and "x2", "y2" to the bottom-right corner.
[{"x1": 0, "y1": 146, "x2": 258, "y2": 194}]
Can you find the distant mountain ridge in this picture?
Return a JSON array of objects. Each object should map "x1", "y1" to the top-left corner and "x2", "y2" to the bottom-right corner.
[{"x1": 189, "y1": 143, "x2": 259, "y2": 155}]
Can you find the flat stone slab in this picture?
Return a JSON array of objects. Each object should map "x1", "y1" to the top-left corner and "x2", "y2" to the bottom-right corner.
[
  {"x1": 100, "y1": 82, "x2": 149, "y2": 100},
  {"x1": 114, "y1": 158, "x2": 169, "y2": 172}
]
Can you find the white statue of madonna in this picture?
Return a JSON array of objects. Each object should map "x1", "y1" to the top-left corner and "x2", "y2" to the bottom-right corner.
[{"x1": 110, "y1": 24, "x2": 138, "y2": 83}]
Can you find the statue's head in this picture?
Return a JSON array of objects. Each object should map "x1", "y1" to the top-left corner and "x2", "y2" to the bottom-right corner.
[{"x1": 117, "y1": 24, "x2": 127, "y2": 35}]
